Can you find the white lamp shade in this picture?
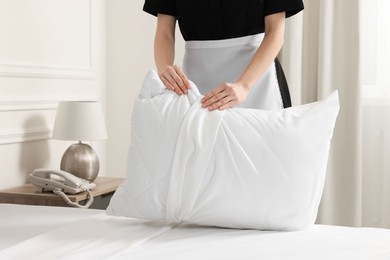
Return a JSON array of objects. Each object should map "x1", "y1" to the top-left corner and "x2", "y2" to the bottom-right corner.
[{"x1": 53, "y1": 101, "x2": 107, "y2": 141}]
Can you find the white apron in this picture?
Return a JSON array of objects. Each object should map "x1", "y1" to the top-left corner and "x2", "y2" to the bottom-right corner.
[{"x1": 182, "y1": 33, "x2": 284, "y2": 110}]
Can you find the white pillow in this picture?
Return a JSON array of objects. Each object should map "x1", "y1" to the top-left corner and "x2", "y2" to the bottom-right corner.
[{"x1": 106, "y1": 70, "x2": 340, "y2": 231}]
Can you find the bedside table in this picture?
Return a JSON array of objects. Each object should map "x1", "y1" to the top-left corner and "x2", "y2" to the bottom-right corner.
[{"x1": 0, "y1": 177, "x2": 124, "y2": 209}]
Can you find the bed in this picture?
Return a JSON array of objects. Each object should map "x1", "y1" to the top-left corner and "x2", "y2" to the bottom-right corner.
[{"x1": 1, "y1": 204, "x2": 390, "y2": 259}]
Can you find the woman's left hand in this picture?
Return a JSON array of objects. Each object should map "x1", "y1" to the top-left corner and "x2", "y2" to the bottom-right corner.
[{"x1": 201, "y1": 82, "x2": 249, "y2": 111}]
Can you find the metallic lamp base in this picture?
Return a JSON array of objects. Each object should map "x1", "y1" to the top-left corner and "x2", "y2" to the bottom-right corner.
[{"x1": 60, "y1": 142, "x2": 100, "y2": 181}]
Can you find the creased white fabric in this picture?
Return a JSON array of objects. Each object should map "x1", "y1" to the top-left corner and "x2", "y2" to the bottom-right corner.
[
  {"x1": 0, "y1": 205, "x2": 175, "y2": 260},
  {"x1": 107, "y1": 70, "x2": 340, "y2": 230},
  {"x1": 2, "y1": 204, "x2": 390, "y2": 260}
]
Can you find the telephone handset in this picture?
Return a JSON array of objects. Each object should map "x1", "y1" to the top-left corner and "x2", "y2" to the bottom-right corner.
[{"x1": 29, "y1": 168, "x2": 96, "y2": 208}]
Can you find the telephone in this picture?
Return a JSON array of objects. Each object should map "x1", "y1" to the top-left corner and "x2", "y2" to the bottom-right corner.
[{"x1": 29, "y1": 168, "x2": 96, "y2": 208}]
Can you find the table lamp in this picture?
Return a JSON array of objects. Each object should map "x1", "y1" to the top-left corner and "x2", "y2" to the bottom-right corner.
[{"x1": 52, "y1": 101, "x2": 107, "y2": 181}]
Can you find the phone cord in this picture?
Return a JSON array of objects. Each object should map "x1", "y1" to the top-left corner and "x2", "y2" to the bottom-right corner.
[{"x1": 53, "y1": 188, "x2": 94, "y2": 209}]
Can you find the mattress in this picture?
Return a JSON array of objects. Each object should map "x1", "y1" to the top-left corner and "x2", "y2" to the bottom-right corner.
[{"x1": 1, "y1": 204, "x2": 390, "y2": 259}]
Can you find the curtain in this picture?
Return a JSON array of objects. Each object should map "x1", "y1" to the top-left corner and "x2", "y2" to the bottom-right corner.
[{"x1": 279, "y1": 0, "x2": 362, "y2": 227}]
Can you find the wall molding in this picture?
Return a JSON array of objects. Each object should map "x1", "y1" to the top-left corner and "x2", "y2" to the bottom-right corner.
[
  {"x1": 0, "y1": 127, "x2": 52, "y2": 145},
  {"x1": 0, "y1": 0, "x2": 95, "y2": 80},
  {"x1": 0, "y1": 96, "x2": 98, "y2": 112},
  {"x1": 0, "y1": 95, "x2": 99, "y2": 144},
  {"x1": 0, "y1": 0, "x2": 100, "y2": 145},
  {"x1": 0, "y1": 62, "x2": 95, "y2": 80}
]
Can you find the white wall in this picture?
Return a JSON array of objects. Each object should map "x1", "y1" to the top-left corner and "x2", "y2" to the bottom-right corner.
[
  {"x1": 0, "y1": 0, "x2": 106, "y2": 189},
  {"x1": 106, "y1": 0, "x2": 185, "y2": 177},
  {"x1": 0, "y1": 0, "x2": 184, "y2": 188}
]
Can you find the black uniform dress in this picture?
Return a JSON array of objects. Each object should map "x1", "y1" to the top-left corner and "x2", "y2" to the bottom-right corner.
[{"x1": 143, "y1": 0, "x2": 304, "y2": 109}]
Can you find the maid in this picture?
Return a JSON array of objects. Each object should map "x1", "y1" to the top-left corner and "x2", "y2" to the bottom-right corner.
[{"x1": 143, "y1": 0, "x2": 304, "y2": 111}]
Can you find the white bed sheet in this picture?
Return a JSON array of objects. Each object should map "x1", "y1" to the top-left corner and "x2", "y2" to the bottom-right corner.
[{"x1": 1, "y1": 204, "x2": 390, "y2": 260}]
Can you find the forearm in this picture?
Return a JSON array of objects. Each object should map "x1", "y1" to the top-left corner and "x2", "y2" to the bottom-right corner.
[
  {"x1": 154, "y1": 16, "x2": 176, "y2": 73},
  {"x1": 236, "y1": 13, "x2": 285, "y2": 90},
  {"x1": 237, "y1": 32, "x2": 284, "y2": 89},
  {"x1": 153, "y1": 14, "x2": 190, "y2": 93},
  {"x1": 154, "y1": 33, "x2": 175, "y2": 73}
]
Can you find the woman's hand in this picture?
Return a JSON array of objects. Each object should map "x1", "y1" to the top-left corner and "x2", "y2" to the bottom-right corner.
[
  {"x1": 158, "y1": 65, "x2": 191, "y2": 95},
  {"x1": 201, "y1": 82, "x2": 250, "y2": 111}
]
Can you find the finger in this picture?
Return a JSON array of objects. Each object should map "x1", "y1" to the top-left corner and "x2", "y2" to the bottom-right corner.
[
  {"x1": 174, "y1": 65, "x2": 191, "y2": 89},
  {"x1": 202, "y1": 92, "x2": 228, "y2": 108},
  {"x1": 160, "y1": 77, "x2": 175, "y2": 91},
  {"x1": 202, "y1": 85, "x2": 226, "y2": 103},
  {"x1": 209, "y1": 96, "x2": 234, "y2": 111},
  {"x1": 164, "y1": 73, "x2": 183, "y2": 95},
  {"x1": 168, "y1": 69, "x2": 188, "y2": 94},
  {"x1": 218, "y1": 100, "x2": 236, "y2": 110}
]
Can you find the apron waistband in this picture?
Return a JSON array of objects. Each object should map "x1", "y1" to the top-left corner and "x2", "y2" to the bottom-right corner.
[{"x1": 185, "y1": 33, "x2": 265, "y2": 49}]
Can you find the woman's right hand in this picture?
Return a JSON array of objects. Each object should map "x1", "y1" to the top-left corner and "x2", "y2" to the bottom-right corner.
[{"x1": 158, "y1": 65, "x2": 191, "y2": 95}]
